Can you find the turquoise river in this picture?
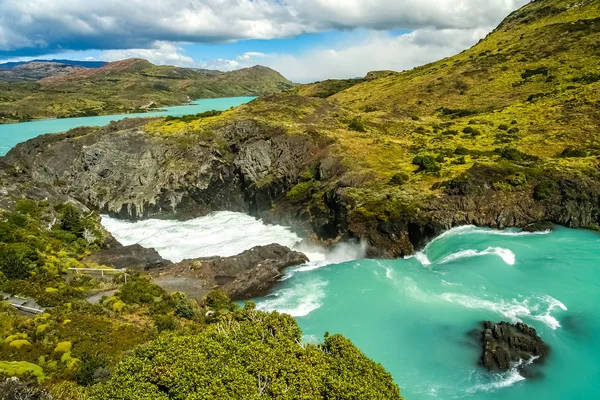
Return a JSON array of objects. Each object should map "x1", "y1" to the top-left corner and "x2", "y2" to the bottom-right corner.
[
  {"x1": 102, "y1": 213, "x2": 600, "y2": 400},
  {"x1": 0, "y1": 96, "x2": 255, "y2": 156},
  {"x1": 1, "y1": 98, "x2": 599, "y2": 399}
]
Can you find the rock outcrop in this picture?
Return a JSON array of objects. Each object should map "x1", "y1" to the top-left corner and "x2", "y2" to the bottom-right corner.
[
  {"x1": 150, "y1": 244, "x2": 308, "y2": 300},
  {"x1": 478, "y1": 321, "x2": 550, "y2": 373},
  {"x1": 83, "y1": 244, "x2": 172, "y2": 271}
]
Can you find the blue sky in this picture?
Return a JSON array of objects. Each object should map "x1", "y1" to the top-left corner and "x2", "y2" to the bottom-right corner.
[{"x1": 0, "y1": 0, "x2": 529, "y2": 82}]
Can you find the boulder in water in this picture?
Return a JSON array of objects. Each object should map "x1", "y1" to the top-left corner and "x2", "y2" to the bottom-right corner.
[{"x1": 478, "y1": 321, "x2": 549, "y2": 373}]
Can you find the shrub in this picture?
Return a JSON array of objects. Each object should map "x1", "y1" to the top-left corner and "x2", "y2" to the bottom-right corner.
[
  {"x1": 76, "y1": 357, "x2": 109, "y2": 386},
  {"x1": 498, "y1": 124, "x2": 509, "y2": 131},
  {"x1": 174, "y1": 293, "x2": 198, "y2": 320},
  {"x1": 462, "y1": 126, "x2": 481, "y2": 136},
  {"x1": 438, "y1": 107, "x2": 478, "y2": 118},
  {"x1": 15, "y1": 200, "x2": 43, "y2": 219},
  {"x1": 521, "y1": 67, "x2": 549, "y2": 79},
  {"x1": 389, "y1": 173, "x2": 409, "y2": 186},
  {"x1": 204, "y1": 289, "x2": 236, "y2": 312},
  {"x1": 560, "y1": 148, "x2": 587, "y2": 158},
  {"x1": 506, "y1": 172, "x2": 528, "y2": 187},
  {"x1": 452, "y1": 156, "x2": 467, "y2": 165},
  {"x1": 507, "y1": 127, "x2": 520, "y2": 134},
  {"x1": 58, "y1": 204, "x2": 84, "y2": 236},
  {"x1": 411, "y1": 115, "x2": 420, "y2": 121},
  {"x1": 412, "y1": 155, "x2": 441, "y2": 173},
  {"x1": 348, "y1": 117, "x2": 366, "y2": 132},
  {"x1": 454, "y1": 146, "x2": 469, "y2": 155},
  {"x1": 499, "y1": 147, "x2": 537, "y2": 162},
  {"x1": 153, "y1": 315, "x2": 178, "y2": 332},
  {"x1": 286, "y1": 181, "x2": 317, "y2": 203},
  {"x1": 0, "y1": 243, "x2": 37, "y2": 280},
  {"x1": 442, "y1": 130, "x2": 458, "y2": 136},
  {"x1": 118, "y1": 278, "x2": 166, "y2": 305}
]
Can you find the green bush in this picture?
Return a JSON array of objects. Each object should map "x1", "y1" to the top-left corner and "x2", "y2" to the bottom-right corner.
[
  {"x1": 0, "y1": 243, "x2": 37, "y2": 280},
  {"x1": 204, "y1": 289, "x2": 236, "y2": 313},
  {"x1": 153, "y1": 315, "x2": 178, "y2": 333},
  {"x1": 499, "y1": 147, "x2": 537, "y2": 162},
  {"x1": 412, "y1": 155, "x2": 441, "y2": 173},
  {"x1": 174, "y1": 293, "x2": 198, "y2": 320},
  {"x1": 454, "y1": 146, "x2": 469, "y2": 155},
  {"x1": 118, "y1": 278, "x2": 166, "y2": 305},
  {"x1": 389, "y1": 173, "x2": 409, "y2": 186},
  {"x1": 498, "y1": 124, "x2": 509, "y2": 131},
  {"x1": 287, "y1": 181, "x2": 318, "y2": 203},
  {"x1": 57, "y1": 204, "x2": 85, "y2": 236},
  {"x1": 560, "y1": 148, "x2": 587, "y2": 158},
  {"x1": 348, "y1": 117, "x2": 366, "y2": 132}
]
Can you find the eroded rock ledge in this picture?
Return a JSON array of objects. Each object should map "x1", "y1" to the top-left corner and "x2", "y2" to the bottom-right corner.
[{"x1": 87, "y1": 242, "x2": 308, "y2": 301}]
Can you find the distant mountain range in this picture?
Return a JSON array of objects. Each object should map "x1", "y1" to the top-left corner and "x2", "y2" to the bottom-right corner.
[
  {"x1": 0, "y1": 58, "x2": 294, "y2": 123},
  {"x1": 0, "y1": 59, "x2": 108, "y2": 69}
]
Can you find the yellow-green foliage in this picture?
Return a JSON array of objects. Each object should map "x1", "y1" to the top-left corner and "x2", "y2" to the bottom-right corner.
[
  {"x1": 0, "y1": 361, "x2": 46, "y2": 383},
  {"x1": 54, "y1": 341, "x2": 72, "y2": 353},
  {"x1": 92, "y1": 304, "x2": 403, "y2": 400},
  {"x1": 9, "y1": 339, "x2": 31, "y2": 349}
]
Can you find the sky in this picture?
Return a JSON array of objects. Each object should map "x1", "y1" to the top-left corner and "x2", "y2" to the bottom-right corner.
[{"x1": 0, "y1": 0, "x2": 530, "y2": 83}]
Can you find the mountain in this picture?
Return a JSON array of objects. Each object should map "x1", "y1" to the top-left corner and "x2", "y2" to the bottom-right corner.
[
  {"x1": 0, "y1": 59, "x2": 294, "y2": 122},
  {"x1": 0, "y1": 62, "x2": 86, "y2": 82},
  {"x1": 0, "y1": 59, "x2": 108, "y2": 69}
]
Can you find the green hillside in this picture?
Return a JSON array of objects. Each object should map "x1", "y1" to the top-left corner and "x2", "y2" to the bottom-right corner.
[
  {"x1": 0, "y1": 59, "x2": 294, "y2": 123},
  {"x1": 147, "y1": 0, "x2": 600, "y2": 248}
]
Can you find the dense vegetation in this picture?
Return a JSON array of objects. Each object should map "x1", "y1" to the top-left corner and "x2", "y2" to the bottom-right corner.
[
  {"x1": 93, "y1": 302, "x2": 401, "y2": 400},
  {"x1": 0, "y1": 200, "x2": 401, "y2": 397},
  {"x1": 0, "y1": 59, "x2": 293, "y2": 123}
]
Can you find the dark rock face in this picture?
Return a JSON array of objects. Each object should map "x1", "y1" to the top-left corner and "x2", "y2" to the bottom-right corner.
[
  {"x1": 151, "y1": 244, "x2": 308, "y2": 300},
  {"x1": 3, "y1": 119, "x2": 322, "y2": 222},
  {"x1": 479, "y1": 321, "x2": 550, "y2": 373},
  {"x1": 83, "y1": 244, "x2": 172, "y2": 271}
]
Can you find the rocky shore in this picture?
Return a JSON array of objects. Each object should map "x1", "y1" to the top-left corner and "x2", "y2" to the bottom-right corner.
[{"x1": 83, "y1": 241, "x2": 308, "y2": 301}]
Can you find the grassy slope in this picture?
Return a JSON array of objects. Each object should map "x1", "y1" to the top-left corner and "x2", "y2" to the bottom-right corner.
[
  {"x1": 147, "y1": 0, "x2": 600, "y2": 229},
  {"x1": 0, "y1": 59, "x2": 294, "y2": 123}
]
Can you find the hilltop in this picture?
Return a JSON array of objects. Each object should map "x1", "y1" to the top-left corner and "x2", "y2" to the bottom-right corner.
[{"x1": 0, "y1": 59, "x2": 294, "y2": 123}]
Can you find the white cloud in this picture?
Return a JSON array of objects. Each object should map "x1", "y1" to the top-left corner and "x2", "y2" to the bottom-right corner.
[
  {"x1": 100, "y1": 42, "x2": 195, "y2": 67},
  {"x1": 0, "y1": 0, "x2": 530, "y2": 54},
  {"x1": 202, "y1": 27, "x2": 492, "y2": 82}
]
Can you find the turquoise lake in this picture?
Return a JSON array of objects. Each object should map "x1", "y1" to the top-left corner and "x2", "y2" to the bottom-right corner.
[
  {"x1": 0, "y1": 96, "x2": 255, "y2": 156},
  {"x1": 255, "y1": 225, "x2": 600, "y2": 400}
]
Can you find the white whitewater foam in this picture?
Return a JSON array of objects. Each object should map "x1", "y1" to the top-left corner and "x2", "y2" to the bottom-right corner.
[
  {"x1": 413, "y1": 252, "x2": 432, "y2": 266},
  {"x1": 440, "y1": 293, "x2": 567, "y2": 330},
  {"x1": 256, "y1": 278, "x2": 328, "y2": 317},
  {"x1": 467, "y1": 357, "x2": 537, "y2": 394},
  {"x1": 101, "y1": 211, "x2": 302, "y2": 262},
  {"x1": 421, "y1": 225, "x2": 551, "y2": 253},
  {"x1": 439, "y1": 247, "x2": 516, "y2": 266}
]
